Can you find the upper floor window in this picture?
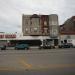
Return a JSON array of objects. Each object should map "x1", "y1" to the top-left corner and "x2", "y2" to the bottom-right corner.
[
  {"x1": 44, "y1": 21, "x2": 47, "y2": 26},
  {"x1": 34, "y1": 28, "x2": 38, "y2": 32}
]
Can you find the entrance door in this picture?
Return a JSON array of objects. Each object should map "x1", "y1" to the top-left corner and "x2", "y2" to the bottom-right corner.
[{"x1": 54, "y1": 39, "x2": 58, "y2": 46}]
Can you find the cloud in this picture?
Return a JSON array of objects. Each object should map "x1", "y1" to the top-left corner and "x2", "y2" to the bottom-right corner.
[{"x1": 0, "y1": 0, "x2": 75, "y2": 32}]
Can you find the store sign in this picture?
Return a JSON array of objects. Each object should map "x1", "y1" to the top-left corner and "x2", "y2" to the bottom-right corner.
[
  {"x1": 0, "y1": 34, "x2": 16, "y2": 39},
  {"x1": 0, "y1": 35, "x2": 4, "y2": 38},
  {"x1": 5, "y1": 34, "x2": 16, "y2": 38}
]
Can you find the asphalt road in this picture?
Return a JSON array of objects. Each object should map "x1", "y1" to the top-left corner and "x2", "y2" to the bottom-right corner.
[{"x1": 0, "y1": 48, "x2": 75, "y2": 75}]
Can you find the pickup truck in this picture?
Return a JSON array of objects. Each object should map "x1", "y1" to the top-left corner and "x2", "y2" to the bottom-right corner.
[{"x1": 15, "y1": 44, "x2": 29, "y2": 50}]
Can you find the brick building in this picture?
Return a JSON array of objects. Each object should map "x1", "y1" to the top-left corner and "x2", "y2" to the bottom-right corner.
[
  {"x1": 60, "y1": 16, "x2": 75, "y2": 45},
  {"x1": 60, "y1": 16, "x2": 75, "y2": 35},
  {"x1": 22, "y1": 14, "x2": 59, "y2": 46},
  {"x1": 22, "y1": 14, "x2": 59, "y2": 37}
]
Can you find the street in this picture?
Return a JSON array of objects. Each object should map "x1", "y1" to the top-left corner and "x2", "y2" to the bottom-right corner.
[{"x1": 0, "y1": 48, "x2": 75, "y2": 75}]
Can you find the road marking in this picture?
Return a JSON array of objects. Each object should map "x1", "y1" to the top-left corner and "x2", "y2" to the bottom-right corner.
[
  {"x1": 32, "y1": 64, "x2": 75, "y2": 70},
  {"x1": 0, "y1": 64, "x2": 75, "y2": 71},
  {"x1": 40, "y1": 64, "x2": 75, "y2": 68},
  {"x1": 18, "y1": 57, "x2": 75, "y2": 70},
  {"x1": 18, "y1": 58, "x2": 32, "y2": 70},
  {"x1": 0, "y1": 67, "x2": 17, "y2": 71},
  {"x1": 19, "y1": 60, "x2": 32, "y2": 68}
]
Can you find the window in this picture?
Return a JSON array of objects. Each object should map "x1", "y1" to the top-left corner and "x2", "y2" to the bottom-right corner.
[
  {"x1": 34, "y1": 28, "x2": 38, "y2": 32},
  {"x1": 25, "y1": 28, "x2": 28, "y2": 31},
  {"x1": 31, "y1": 18, "x2": 39, "y2": 26},
  {"x1": 44, "y1": 28, "x2": 48, "y2": 34},
  {"x1": 25, "y1": 28, "x2": 29, "y2": 33},
  {"x1": 44, "y1": 21, "x2": 47, "y2": 26}
]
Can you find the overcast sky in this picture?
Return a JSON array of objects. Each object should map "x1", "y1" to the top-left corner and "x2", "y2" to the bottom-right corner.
[{"x1": 0, "y1": 0, "x2": 75, "y2": 33}]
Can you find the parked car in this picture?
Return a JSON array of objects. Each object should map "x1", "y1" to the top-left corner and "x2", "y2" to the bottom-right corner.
[
  {"x1": 15, "y1": 44, "x2": 29, "y2": 50},
  {"x1": 67, "y1": 43, "x2": 73, "y2": 48},
  {"x1": 59, "y1": 43, "x2": 73, "y2": 48},
  {"x1": 39, "y1": 45, "x2": 55, "y2": 49},
  {"x1": 0, "y1": 45, "x2": 6, "y2": 50}
]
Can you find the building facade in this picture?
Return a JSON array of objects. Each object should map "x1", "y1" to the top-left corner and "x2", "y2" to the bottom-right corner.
[
  {"x1": 22, "y1": 14, "x2": 59, "y2": 37},
  {"x1": 60, "y1": 16, "x2": 75, "y2": 34},
  {"x1": 22, "y1": 14, "x2": 59, "y2": 46},
  {"x1": 49, "y1": 14, "x2": 59, "y2": 38},
  {"x1": 60, "y1": 16, "x2": 75, "y2": 45}
]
